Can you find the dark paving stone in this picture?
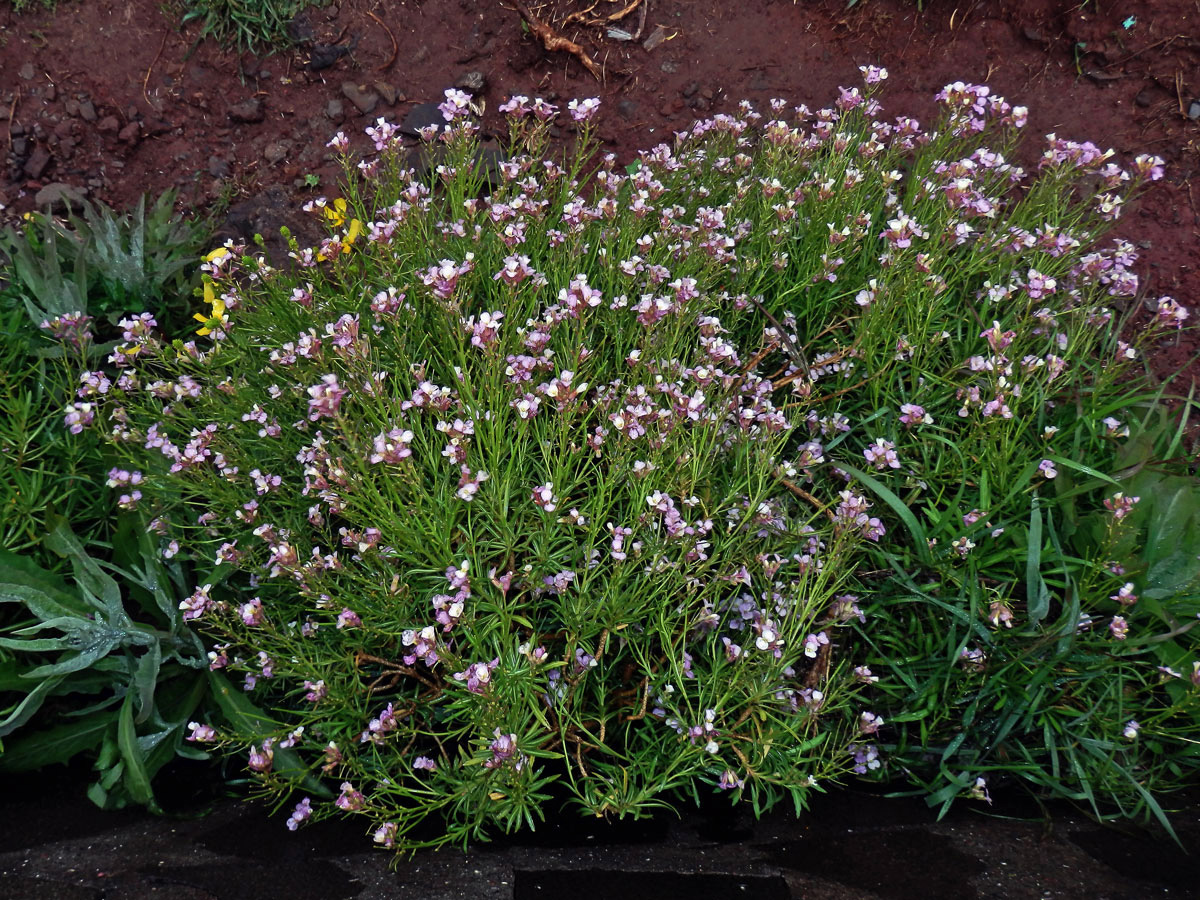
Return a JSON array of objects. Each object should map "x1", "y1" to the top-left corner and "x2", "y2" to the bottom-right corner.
[
  {"x1": 142, "y1": 862, "x2": 360, "y2": 900},
  {"x1": 515, "y1": 870, "x2": 790, "y2": 900},
  {"x1": 759, "y1": 831, "x2": 985, "y2": 900},
  {"x1": 1068, "y1": 827, "x2": 1197, "y2": 891},
  {"x1": 0, "y1": 876, "x2": 100, "y2": 900}
]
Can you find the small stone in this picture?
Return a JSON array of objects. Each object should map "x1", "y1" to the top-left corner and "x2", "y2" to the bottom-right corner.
[
  {"x1": 228, "y1": 97, "x2": 265, "y2": 124},
  {"x1": 19, "y1": 62, "x2": 35, "y2": 81},
  {"x1": 617, "y1": 99, "x2": 638, "y2": 120},
  {"x1": 97, "y1": 115, "x2": 120, "y2": 134},
  {"x1": 208, "y1": 155, "x2": 230, "y2": 178},
  {"x1": 700, "y1": 87, "x2": 714, "y2": 100},
  {"x1": 373, "y1": 82, "x2": 401, "y2": 105},
  {"x1": 44, "y1": 83, "x2": 56, "y2": 102},
  {"x1": 325, "y1": 98, "x2": 345, "y2": 121},
  {"x1": 341, "y1": 82, "x2": 379, "y2": 116},
  {"x1": 399, "y1": 102, "x2": 444, "y2": 137},
  {"x1": 79, "y1": 100, "x2": 97, "y2": 122},
  {"x1": 682, "y1": 81, "x2": 699, "y2": 98},
  {"x1": 64, "y1": 99, "x2": 80, "y2": 117},
  {"x1": 1189, "y1": 99, "x2": 1200, "y2": 120},
  {"x1": 264, "y1": 140, "x2": 292, "y2": 164},
  {"x1": 34, "y1": 181, "x2": 87, "y2": 211},
  {"x1": 1134, "y1": 89, "x2": 1154, "y2": 108},
  {"x1": 455, "y1": 70, "x2": 486, "y2": 94},
  {"x1": 660, "y1": 59, "x2": 679, "y2": 74},
  {"x1": 118, "y1": 122, "x2": 141, "y2": 143},
  {"x1": 23, "y1": 146, "x2": 51, "y2": 180}
]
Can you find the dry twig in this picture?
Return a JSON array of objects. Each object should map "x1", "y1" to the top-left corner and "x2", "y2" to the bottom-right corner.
[
  {"x1": 509, "y1": 0, "x2": 603, "y2": 79},
  {"x1": 366, "y1": 9, "x2": 398, "y2": 73},
  {"x1": 143, "y1": 28, "x2": 170, "y2": 107}
]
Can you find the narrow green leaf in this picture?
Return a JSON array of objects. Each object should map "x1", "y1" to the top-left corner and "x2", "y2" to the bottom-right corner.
[
  {"x1": 117, "y1": 691, "x2": 155, "y2": 807},
  {"x1": 1026, "y1": 498, "x2": 1050, "y2": 628}
]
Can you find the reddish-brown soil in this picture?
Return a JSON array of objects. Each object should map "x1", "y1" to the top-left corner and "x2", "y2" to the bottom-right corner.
[
  {"x1": 2, "y1": 0, "x2": 1198, "y2": 371},
  {"x1": 2, "y1": 3, "x2": 1200, "y2": 891}
]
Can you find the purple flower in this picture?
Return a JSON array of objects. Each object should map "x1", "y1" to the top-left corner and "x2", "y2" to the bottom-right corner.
[
  {"x1": 335, "y1": 781, "x2": 365, "y2": 811},
  {"x1": 413, "y1": 756, "x2": 437, "y2": 772},
  {"x1": 63, "y1": 402, "x2": 95, "y2": 434},
  {"x1": 286, "y1": 797, "x2": 312, "y2": 831},
  {"x1": 718, "y1": 770, "x2": 745, "y2": 790},
  {"x1": 438, "y1": 88, "x2": 472, "y2": 122},
  {"x1": 374, "y1": 822, "x2": 398, "y2": 847},
  {"x1": 453, "y1": 659, "x2": 498, "y2": 694},
  {"x1": 863, "y1": 438, "x2": 900, "y2": 470},
  {"x1": 247, "y1": 740, "x2": 274, "y2": 773},
  {"x1": 1037, "y1": 459, "x2": 1058, "y2": 479},
  {"x1": 304, "y1": 680, "x2": 327, "y2": 703},
  {"x1": 485, "y1": 729, "x2": 519, "y2": 769}
]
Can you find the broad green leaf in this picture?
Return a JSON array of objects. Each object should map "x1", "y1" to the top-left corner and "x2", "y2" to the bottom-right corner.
[
  {"x1": 0, "y1": 711, "x2": 118, "y2": 772},
  {"x1": 44, "y1": 517, "x2": 126, "y2": 623}
]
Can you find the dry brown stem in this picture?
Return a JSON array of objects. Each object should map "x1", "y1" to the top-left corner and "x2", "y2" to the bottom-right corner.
[{"x1": 509, "y1": 0, "x2": 603, "y2": 79}]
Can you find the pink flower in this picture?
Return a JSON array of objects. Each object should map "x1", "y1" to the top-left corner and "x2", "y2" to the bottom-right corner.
[
  {"x1": 307, "y1": 374, "x2": 346, "y2": 420},
  {"x1": 1109, "y1": 616, "x2": 1129, "y2": 640},
  {"x1": 186, "y1": 722, "x2": 216, "y2": 742},
  {"x1": 532, "y1": 482, "x2": 558, "y2": 512},
  {"x1": 1038, "y1": 459, "x2": 1058, "y2": 479},
  {"x1": 567, "y1": 97, "x2": 601, "y2": 122},
  {"x1": 337, "y1": 607, "x2": 362, "y2": 629},
  {"x1": 864, "y1": 438, "x2": 900, "y2": 470}
]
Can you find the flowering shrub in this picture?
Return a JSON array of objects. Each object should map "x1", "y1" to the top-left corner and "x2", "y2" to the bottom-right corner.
[{"x1": 85, "y1": 68, "x2": 1200, "y2": 844}]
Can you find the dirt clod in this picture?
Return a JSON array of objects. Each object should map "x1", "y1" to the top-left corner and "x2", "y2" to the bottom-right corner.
[{"x1": 228, "y1": 97, "x2": 265, "y2": 124}]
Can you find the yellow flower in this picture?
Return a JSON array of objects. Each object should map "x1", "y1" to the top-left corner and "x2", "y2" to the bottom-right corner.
[
  {"x1": 193, "y1": 278, "x2": 228, "y2": 336},
  {"x1": 322, "y1": 198, "x2": 348, "y2": 228},
  {"x1": 345, "y1": 218, "x2": 362, "y2": 246},
  {"x1": 205, "y1": 246, "x2": 232, "y2": 263}
]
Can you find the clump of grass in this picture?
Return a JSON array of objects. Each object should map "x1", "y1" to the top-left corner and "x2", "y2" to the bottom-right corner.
[
  {"x1": 65, "y1": 71, "x2": 1199, "y2": 849},
  {"x1": 179, "y1": 0, "x2": 328, "y2": 51}
]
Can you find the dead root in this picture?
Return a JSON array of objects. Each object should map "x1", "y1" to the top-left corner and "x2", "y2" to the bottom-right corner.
[{"x1": 509, "y1": 0, "x2": 603, "y2": 80}]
